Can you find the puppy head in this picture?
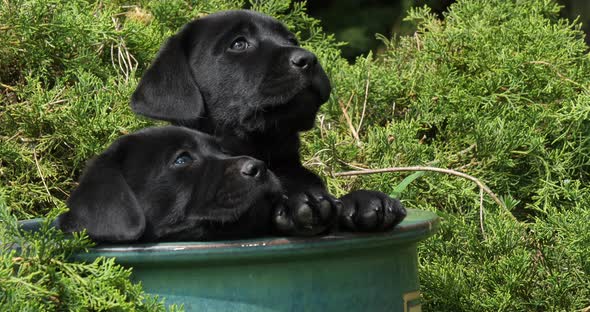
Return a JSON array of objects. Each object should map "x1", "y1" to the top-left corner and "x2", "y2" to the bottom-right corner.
[
  {"x1": 57, "y1": 126, "x2": 282, "y2": 242},
  {"x1": 131, "y1": 10, "x2": 331, "y2": 137}
]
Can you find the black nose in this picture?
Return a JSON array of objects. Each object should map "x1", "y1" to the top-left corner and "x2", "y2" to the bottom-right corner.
[
  {"x1": 290, "y1": 50, "x2": 317, "y2": 70},
  {"x1": 240, "y1": 159, "x2": 266, "y2": 179}
]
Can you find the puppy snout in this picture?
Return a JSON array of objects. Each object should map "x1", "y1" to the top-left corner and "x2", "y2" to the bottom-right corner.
[
  {"x1": 290, "y1": 50, "x2": 317, "y2": 70},
  {"x1": 240, "y1": 159, "x2": 266, "y2": 179}
]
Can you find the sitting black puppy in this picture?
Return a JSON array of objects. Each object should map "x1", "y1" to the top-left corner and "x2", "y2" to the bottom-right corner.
[
  {"x1": 57, "y1": 126, "x2": 282, "y2": 242},
  {"x1": 131, "y1": 10, "x2": 406, "y2": 235}
]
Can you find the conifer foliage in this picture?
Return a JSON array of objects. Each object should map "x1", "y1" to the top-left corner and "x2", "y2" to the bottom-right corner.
[{"x1": 1, "y1": 0, "x2": 589, "y2": 310}]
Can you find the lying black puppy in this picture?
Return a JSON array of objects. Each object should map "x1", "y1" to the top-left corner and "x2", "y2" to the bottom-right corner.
[
  {"x1": 57, "y1": 126, "x2": 282, "y2": 242},
  {"x1": 131, "y1": 10, "x2": 406, "y2": 235}
]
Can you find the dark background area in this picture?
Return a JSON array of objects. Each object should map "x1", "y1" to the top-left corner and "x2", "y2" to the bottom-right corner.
[{"x1": 302, "y1": 0, "x2": 590, "y2": 61}]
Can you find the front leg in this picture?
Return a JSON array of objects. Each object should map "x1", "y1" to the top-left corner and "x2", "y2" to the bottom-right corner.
[
  {"x1": 272, "y1": 165, "x2": 341, "y2": 236},
  {"x1": 339, "y1": 190, "x2": 407, "y2": 232}
]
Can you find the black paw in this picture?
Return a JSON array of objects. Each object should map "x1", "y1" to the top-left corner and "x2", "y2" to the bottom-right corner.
[
  {"x1": 339, "y1": 190, "x2": 406, "y2": 232},
  {"x1": 273, "y1": 189, "x2": 341, "y2": 236}
]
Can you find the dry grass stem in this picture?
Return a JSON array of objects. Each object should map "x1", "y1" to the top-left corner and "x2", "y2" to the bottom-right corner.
[
  {"x1": 33, "y1": 149, "x2": 51, "y2": 198},
  {"x1": 0, "y1": 83, "x2": 16, "y2": 91},
  {"x1": 528, "y1": 60, "x2": 587, "y2": 91},
  {"x1": 335, "y1": 165, "x2": 514, "y2": 220},
  {"x1": 479, "y1": 188, "x2": 486, "y2": 239},
  {"x1": 356, "y1": 69, "x2": 370, "y2": 135},
  {"x1": 338, "y1": 92, "x2": 361, "y2": 144},
  {"x1": 336, "y1": 159, "x2": 371, "y2": 171}
]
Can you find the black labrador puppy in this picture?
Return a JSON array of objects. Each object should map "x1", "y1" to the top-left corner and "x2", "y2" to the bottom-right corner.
[
  {"x1": 57, "y1": 126, "x2": 282, "y2": 242},
  {"x1": 131, "y1": 10, "x2": 406, "y2": 235}
]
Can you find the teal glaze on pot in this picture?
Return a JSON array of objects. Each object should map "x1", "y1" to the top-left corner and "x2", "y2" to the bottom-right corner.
[{"x1": 21, "y1": 209, "x2": 438, "y2": 312}]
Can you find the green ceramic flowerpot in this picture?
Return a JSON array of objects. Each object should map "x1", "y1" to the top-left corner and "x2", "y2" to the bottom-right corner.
[{"x1": 20, "y1": 208, "x2": 438, "y2": 312}]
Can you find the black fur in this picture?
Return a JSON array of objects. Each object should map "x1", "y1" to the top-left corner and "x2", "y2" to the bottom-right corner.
[
  {"x1": 57, "y1": 126, "x2": 282, "y2": 243},
  {"x1": 131, "y1": 10, "x2": 406, "y2": 235}
]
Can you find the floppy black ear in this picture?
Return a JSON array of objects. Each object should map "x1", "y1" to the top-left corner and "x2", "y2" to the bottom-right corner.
[
  {"x1": 131, "y1": 23, "x2": 205, "y2": 123},
  {"x1": 58, "y1": 148, "x2": 146, "y2": 242}
]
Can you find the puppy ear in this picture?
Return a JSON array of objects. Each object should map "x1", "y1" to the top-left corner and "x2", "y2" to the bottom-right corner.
[
  {"x1": 58, "y1": 144, "x2": 146, "y2": 242},
  {"x1": 131, "y1": 23, "x2": 205, "y2": 123}
]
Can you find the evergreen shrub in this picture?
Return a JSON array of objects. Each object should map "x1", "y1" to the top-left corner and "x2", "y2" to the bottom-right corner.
[{"x1": 1, "y1": 0, "x2": 588, "y2": 310}]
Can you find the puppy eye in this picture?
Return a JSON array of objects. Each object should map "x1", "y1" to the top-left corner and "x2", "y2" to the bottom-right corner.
[
  {"x1": 173, "y1": 152, "x2": 193, "y2": 166},
  {"x1": 229, "y1": 38, "x2": 250, "y2": 51}
]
